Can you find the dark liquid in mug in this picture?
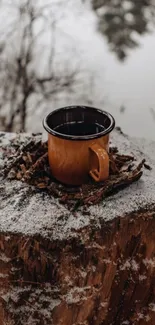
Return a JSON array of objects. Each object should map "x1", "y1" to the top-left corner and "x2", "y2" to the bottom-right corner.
[{"x1": 54, "y1": 122, "x2": 105, "y2": 136}]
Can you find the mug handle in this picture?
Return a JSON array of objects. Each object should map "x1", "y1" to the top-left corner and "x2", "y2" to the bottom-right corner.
[{"x1": 89, "y1": 143, "x2": 109, "y2": 182}]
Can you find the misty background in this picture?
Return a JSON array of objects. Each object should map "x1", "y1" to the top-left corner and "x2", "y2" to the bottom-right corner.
[{"x1": 0, "y1": 0, "x2": 155, "y2": 140}]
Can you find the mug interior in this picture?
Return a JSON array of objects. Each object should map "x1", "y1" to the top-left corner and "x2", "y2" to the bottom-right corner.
[{"x1": 43, "y1": 106, "x2": 115, "y2": 140}]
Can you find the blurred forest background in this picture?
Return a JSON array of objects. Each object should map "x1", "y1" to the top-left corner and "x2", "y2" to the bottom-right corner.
[{"x1": 0, "y1": 0, "x2": 155, "y2": 139}]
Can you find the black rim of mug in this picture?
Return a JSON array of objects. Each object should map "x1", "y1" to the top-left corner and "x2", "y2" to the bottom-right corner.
[{"x1": 43, "y1": 106, "x2": 115, "y2": 141}]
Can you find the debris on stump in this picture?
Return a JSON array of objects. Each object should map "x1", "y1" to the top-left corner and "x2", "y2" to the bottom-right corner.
[{"x1": 2, "y1": 138, "x2": 146, "y2": 210}]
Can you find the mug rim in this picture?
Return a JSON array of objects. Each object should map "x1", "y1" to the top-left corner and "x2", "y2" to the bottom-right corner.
[{"x1": 43, "y1": 106, "x2": 115, "y2": 141}]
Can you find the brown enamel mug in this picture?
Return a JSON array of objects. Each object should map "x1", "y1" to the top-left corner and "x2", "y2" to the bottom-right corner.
[{"x1": 43, "y1": 106, "x2": 115, "y2": 185}]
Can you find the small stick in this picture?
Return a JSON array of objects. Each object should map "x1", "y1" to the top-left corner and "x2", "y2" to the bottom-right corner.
[{"x1": 25, "y1": 153, "x2": 48, "y2": 180}]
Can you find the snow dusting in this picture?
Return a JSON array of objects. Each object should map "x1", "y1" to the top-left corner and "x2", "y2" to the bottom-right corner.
[
  {"x1": 143, "y1": 258, "x2": 155, "y2": 268},
  {"x1": 0, "y1": 253, "x2": 11, "y2": 263},
  {"x1": 1, "y1": 285, "x2": 61, "y2": 325},
  {"x1": 120, "y1": 259, "x2": 139, "y2": 272},
  {"x1": 0, "y1": 130, "x2": 155, "y2": 240},
  {"x1": 63, "y1": 286, "x2": 91, "y2": 304},
  {"x1": 149, "y1": 303, "x2": 155, "y2": 312}
]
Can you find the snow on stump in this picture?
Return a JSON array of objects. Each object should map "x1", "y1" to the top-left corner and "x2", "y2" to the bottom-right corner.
[{"x1": 0, "y1": 129, "x2": 155, "y2": 325}]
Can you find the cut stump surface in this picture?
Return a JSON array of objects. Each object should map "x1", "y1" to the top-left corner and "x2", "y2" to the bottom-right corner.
[{"x1": 0, "y1": 129, "x2": 155, "y2": 325}]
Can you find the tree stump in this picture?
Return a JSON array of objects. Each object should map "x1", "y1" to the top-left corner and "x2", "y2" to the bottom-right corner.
[{"x1": 0, "y1": 130, "x2": 155, "y2": 325}]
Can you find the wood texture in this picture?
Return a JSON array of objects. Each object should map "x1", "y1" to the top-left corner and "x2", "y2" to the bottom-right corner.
[
  {"x1": 0, "y1": 208, "x2": 155, "y2": 325},
  {"x1": 0, "y1": 130, "x2": 155, "y2": 324}
]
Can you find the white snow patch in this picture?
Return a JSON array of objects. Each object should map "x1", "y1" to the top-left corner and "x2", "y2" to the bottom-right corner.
[
  {"x1": 92, "y1": 265, "x2": 96, "y2": 272},
  {"x1": 100, "y1": 301, "x2": 108, "y2": 308},
  {"x1": 149, "y1": 303, "x2": 155, "y2": 312},
  {"x1": 137, "y1": 313, "x2": 144, "y2": 320},
  {"x1": 120, "y1": 259, "x2": 139, "y2": 271},
  {"x1": 1, "y1": 285, "x2": 61, "y2": 325},
  {"x1": 0, "y1": 253, "x2": 11, "y2": 263},
  {"x1": 139, "y1": 275, "x2": 147, "y2": 281},
  {"x1": 80, "y1": 270, "x2": 87, "y2": 278},
  {"x1": 145, "y1": 315, "x2": 151, "y2": 322},
  {"x1": 131, "y1": 260, "x2": 139, "y2": 271},
  {"x1": 103, "y1": 258, "x2": 111, "y2": 264},
  {"x1": 120, "y1": 260, "x2": 131, "y2": 271},
  {"x1": 0, "y1": 273, "x2": 8, "y2": 278},
  {"x1": 143, "y1": 258, "x2": 155, "y2": 268},
  {"x1": 64, "y1": 286, "x2": 91, "y2": 304}
]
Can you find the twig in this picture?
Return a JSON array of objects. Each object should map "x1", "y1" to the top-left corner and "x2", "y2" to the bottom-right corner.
[{"x1": 25, "y1": 152, "x2": 48, "y2": 180}]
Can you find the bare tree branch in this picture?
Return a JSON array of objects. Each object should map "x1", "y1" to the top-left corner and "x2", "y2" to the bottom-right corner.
[{"x1": 0, "y1": 0, "x2": 81, "y2": 132}]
